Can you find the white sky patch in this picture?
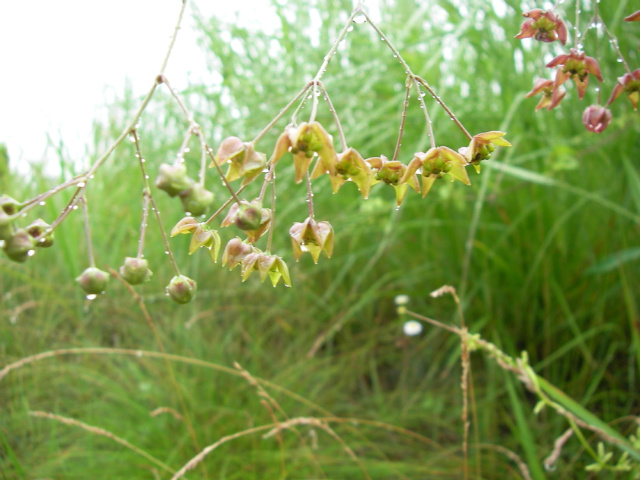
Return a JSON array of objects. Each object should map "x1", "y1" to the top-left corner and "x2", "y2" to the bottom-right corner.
[{"x1": 0, "y1": 0, "x2": 278, "y2": 175}]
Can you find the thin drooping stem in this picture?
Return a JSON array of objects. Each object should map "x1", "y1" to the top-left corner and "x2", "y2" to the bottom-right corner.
[
  {"x1": 600, "y1": 20, "x2": 632, "y2": 75},
  {"x1": 417, "y1": 76, "x2": 472, "y2": 141},
  {"x1": 204, "y1": 145, "x2": 242, "y2": 204},
  {"x1": 254, "y1": 82, "x2": 314, "y2": 143},
  {"x1": 318, "y1": 82, "x2": 347, "y2": 150},
  {"x1": 392, "y1": 81, "x2": 411, "y2": 161},
  {"x1": 305, "y1": 171, "x2": 315, "y2": 218},
  {"x1": 131, "y1": 130, "x2": 151, "y2": 258},
  {"x1": 266, "y1": 167, "x2": 277, "y2": 253},
  {"x1": 19, "y1": 0, "x2": 190, "y2": 230},
  {"x1": 309, "y1": 8, "x2": 363, "y2": 123},
  {"x1": 149, "y1": 195, "x2": 181, "y2": 276},
  {"x1": 80, "y1": 197, "x2": 95, "y2": 268}
]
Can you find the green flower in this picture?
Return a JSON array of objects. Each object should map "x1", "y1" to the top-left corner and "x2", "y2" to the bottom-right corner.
[
  {"x1": 272, "y1": 122, "x2": 337, "y2": 183},
  {"x1": 211, "y1": 136, "x2": 266, "y2": 185},
  {"x1": 402, "y1": 147, "x2": 470, "y2": 197},
  {"x1": 76, "y1": 267, "x2": 109, "y2": 295},
  {"x1": 241, "y1": 251, "x2": 292, "y2": 287},
  {"x1": 289, "y1": 217, "x2": 334, "y2": 263},
  {"x1": 119, "y1": 257, "x2": 153, "y2": 285},
  {"x1": 459, "y1": 131, "x2": 511, "y2": 172}
]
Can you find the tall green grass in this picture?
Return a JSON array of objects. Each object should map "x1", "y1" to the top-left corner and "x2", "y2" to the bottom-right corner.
[{"x1": 2, "y1": 0, "x2": 640, "y2": 478}]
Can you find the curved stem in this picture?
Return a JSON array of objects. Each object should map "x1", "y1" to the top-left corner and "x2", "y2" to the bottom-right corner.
[
  {"x1": 318, "y1": 82, "x2": 347, "y2": 150},
  {"x1": 392, "y1": 80, "x2": 411, "y2": 161},
  {"x1": 305, "y1": 170, "x2": 315, "y2": 218},
  {"x1": 149, "y1": 195, "x2": 181, "y2": 276},
  {"x1": 416, "y1": 76, "x2": 472, "y2": 141},
  {"x1": 253, "y1": 82, "x2": 313, "y2": 143}
]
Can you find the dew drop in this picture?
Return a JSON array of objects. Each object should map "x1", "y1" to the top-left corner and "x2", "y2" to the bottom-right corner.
[
  {"x1": 86, "y1": 294, "x2": 97, "y2": 300},
  {"x1": 39, "y1": 201, "x2": 46, "y2": 206},
  {"x1": 164, "y1": 250, "x2": 170, "y2": 254},
  {"x1": 27, "y1": 249, "x2": 35, "y2": 257},
  {"x1": 78, "y1": 181, "x2": 86, "y2": 187},
  {"x1": 72, "y1": 205, "x2": 79, "y2": 210}
]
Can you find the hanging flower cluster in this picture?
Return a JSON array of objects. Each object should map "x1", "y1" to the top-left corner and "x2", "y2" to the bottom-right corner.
[
  {"x1": 517, "y1": 5, "x2": 640, "y2": 134},
  {"x1": 1, "y1": 5, "x2": 511, "y2": 304}
]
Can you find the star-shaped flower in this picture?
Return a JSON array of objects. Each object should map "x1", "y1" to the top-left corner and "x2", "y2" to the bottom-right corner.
[
  {"x1": 606, "y1": 69, "x2": 640, "y2": 110},
  {"x1": 241, "y1": 251, "x2": 292, "y2": 287},
  {"x1": 546, "y1": 49, "x2": 603, "y2": 102},
  {"x1": 289, "y1": 217, "x2": 334, "y2": 263},
  {"x1": 211, "y1": 136, "x2": 266, "y2": 185},
  {"x1": 525, "y1": 78, "x2": 566, "y2": 111},
  {"x1": 402, "y1": 147, "x2": 470, "y2": 197},
  {"x1": 325, "y1": 147, "x2": 373, "y2": 198},
  {"x1": 367, "y1": 155, "x2": 420, "y2": 206},
  {"x1": 458, "y1": 132, "x2": 511, "y2": 173},
  {"x1": 272, "y1": 122, "x2": 337, "y2": 183},
  {"x1": 515, "y1": 9, "x2": 567, "y2": 45}
]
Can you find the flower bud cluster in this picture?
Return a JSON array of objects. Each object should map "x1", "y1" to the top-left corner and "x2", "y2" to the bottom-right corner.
[{"x1": 517, "y1": 6, "x2": 640, "y2": 134}]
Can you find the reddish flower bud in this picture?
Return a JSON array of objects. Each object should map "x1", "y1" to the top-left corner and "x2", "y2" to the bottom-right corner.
[
  {"x1": 76, "y1": 267, "x2": 109, "y2": 295},
  {"x1": 166, "y1": 275, "x2": 197, "y2": 304},
  {"x1": 582, "y1": 105, "x2": 612, "y2": 133},
  {"x1": 3, "y1": 228, "x2": 36, "y2": 263},
  {"x1": 155, "y1": 163, "x2": 194, "y2": 197},
  {"x1": 179, "y1": 183, "x2": 215, "y2": 216},
  {"x1": 119, "y1": 257, "x2": 153, "y2": 285}
]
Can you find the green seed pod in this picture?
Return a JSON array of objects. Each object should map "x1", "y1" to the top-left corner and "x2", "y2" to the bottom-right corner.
[
  {"x1": 235, "y1": 202, "x2": 263, "y2": 231},
  {"x1": 26, "y1": 219, "x2": 54, "y2": 248},
  {"x1": 3, "y1": 228, "x2": 36, "y2": 262},
  {"x1": 0, "y1": 195, "x2": 21, "y2": 215},
  {"x1": 76, "y1": 267, "x2": 109, "y2": 295},
  {"x1": 119, "y1": 257, "x2": 153, "y2": 285},
  {"x1": 180, "y1": 183, "x2": 215, "y2": 216},
  {"x1": 166, "y1": 275, "x2": 197, "y2": 304},
  {"x1": 155, "y1": 163, "x2": 194, "y2": 197}
]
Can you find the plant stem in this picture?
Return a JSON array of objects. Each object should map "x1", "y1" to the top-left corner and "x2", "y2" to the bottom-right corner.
[
  {"x1": 149, "y1": 195, "x2": 181, "y2": 276},
  {"x1": 305, "y1": 171, "x2": 315, "y2": 218},
  {"x1": 318, "y1": 82, "x2": 347, "y2": 150},
  {"x1": 130, "y1": 130, "x2": 152, "y2": 259},
  {"x1": 80, "y1": 196, "x2": 95, "y2": 268},
  {"x1": 309, "y1": 8, "x2": 363, "y2": 123},
  {"x1": 393, "y1": 81, "x2": 411, "y2": 161},
  {"x1": 253, "y1": 82, "x2": 313, "y2": 143}
]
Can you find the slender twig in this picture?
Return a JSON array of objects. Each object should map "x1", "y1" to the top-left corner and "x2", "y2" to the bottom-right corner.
[
  {"x1": 253, "y1": 82, "x2": 314, "y2": 144},
  {"x1": 131, "y1": 130, "x2": 152, "y2": 258},
  {"x1": 393, "y1": 81, "x2": 411, "y2": 161},
  {"x1": 79, "y1": 196, "x2": 95, "y2": 268},
  {"x1": 309, "y1": 8, "x2": 363, "y2": 123},
  {"x1": 318, "y1": 82, "x2": 347, "y2": 150},
  {"x1": 305, "y1": 171, "x2": 315, "y2": 218},
  {"x1": 148, "y1": 195, "x2": 181, "y2": 276}
]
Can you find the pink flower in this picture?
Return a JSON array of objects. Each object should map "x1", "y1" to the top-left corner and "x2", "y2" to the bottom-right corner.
[
  {"x1": 525, "y1": 78, "x2": 566, "y2": 110},
  {"x1": 515, "y1": 9, "x2": 567, "y2": 45},
  {"x1": 582, "y1": 105, "x2": 612, "y2": 133},
  {"x1": 547, "y1": 49, "x2": 603, "y2": 102},
  {"x1": 606, "y1": 69, "x2": 640, "y2": 110}
]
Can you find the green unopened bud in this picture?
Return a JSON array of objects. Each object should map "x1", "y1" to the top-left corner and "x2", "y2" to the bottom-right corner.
[
  {"x1": 180, "y1": 183, "x2": 215, "y2": 216},
  {"x1": 0, "y1": 195, "x2": 21, "y2": 215},
  {"x1": 166, "y1": 275, "x2": 197, "y2": 304},
  {"x1": 235, "y1": 202, "x2": 263, "y2": 231},
  {"x1": 26, "y1": 219, "x2": 54, "y2": 247},
  {"x1": 3, "y1": 228, "x2": 36, "y2": 262},
  {"x1": 155, "y1": 163, "x2": 194, "y2": 197},
  {"x1": 76, "y1": 267, "x2": 109, "y2": 295},
  {"x1": 119, "y1": 257, "x2": 153, "y2": 285}
]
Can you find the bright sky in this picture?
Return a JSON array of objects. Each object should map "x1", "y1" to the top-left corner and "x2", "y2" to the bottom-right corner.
[{"x1": 0, "y1": 0, "x2": 280, "y2": 174}]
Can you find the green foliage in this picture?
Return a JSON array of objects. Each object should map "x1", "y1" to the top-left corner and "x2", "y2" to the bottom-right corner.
[{"x1": 2, "y1": 0, "x2": 640, "y2": 478}]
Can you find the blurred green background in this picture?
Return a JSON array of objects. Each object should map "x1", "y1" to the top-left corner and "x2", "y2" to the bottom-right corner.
[{"x1": 1, "y1": 0, "x2": 639, "y2": 478}]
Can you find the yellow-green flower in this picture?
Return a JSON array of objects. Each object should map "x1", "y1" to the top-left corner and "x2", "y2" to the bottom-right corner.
[
  {"x1": 272, "y1": 122, "x2": 337, "y2": 183},
  {"x1": 402, "y1": 147, "x2": 470, "y2": 197},
  {"x1": 241, "y1": 251, "x2": 292, "y2": 287},
  {"x1": 326, "y1": 147, "x2": 373, "y2": 198},
  {"x1": 459, "y1": 131, "x2": 511, "y2": 172},
  {"x1": 212, "y1": 136, "x2": 266, "y2": 185},
  {"x1": 289, "y1": 217, "x2": 334, "y2": 263},
  {"x1": 367, "y1": 155, "x2": 420, "y2": 206}
]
